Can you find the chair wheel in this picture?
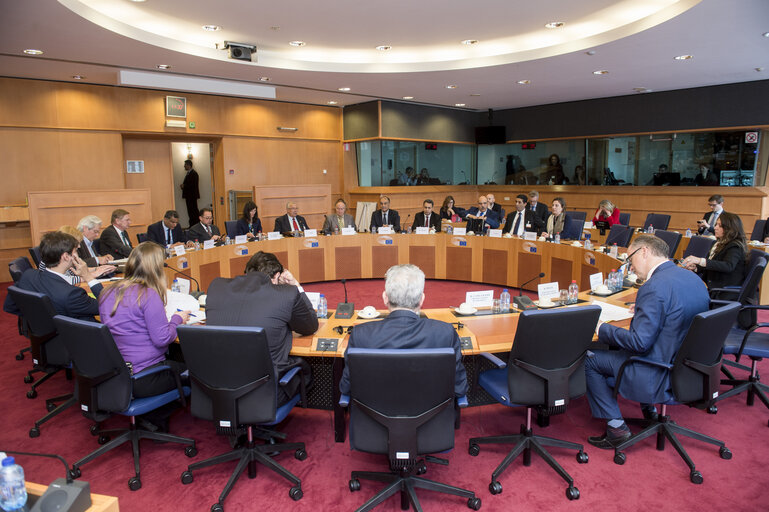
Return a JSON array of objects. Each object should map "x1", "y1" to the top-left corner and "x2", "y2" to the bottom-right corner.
[
  {"x1": 289, "y1": 486, "x2": 303, "y2": 501},
  {"x1": 719, "y1": 446, "x2": 732, "y2": 460},
  {"x1": 89, "y1": 424, "x2": 100, "y2": 436},
  {"x1": 613, "y1": 452, "x2": 626, "y2": 465},
  {"x1": 181, "y1": 471, "x2": 193, "y2": 484},
  {"x1": 566, "y1": 486, "x2": 580, "y2": 500},
  {"x1": 70, "y1": 467, "x2": 81, "y2": 479},
  {"x1": 576, "y1": 451, "x2": 588, "y2": 464},
  {"x1": 98, "y1": 435, "x2": 110, "y2": 445},
  {"x1": 128, "y1": 477, "x2": 142, "y2": 491},
  {"x1": 16, "y1": 353, "x2": 24, "y2": 361},
  {"x1": 26, "y1": 389, "x2": 37, "y2": 399},
  {"x1": 468, "y1": 443, "x2": 480, "y2": 456},
  {"x1": 294, "y1": 448, "x2": 307, "y2": 461},
  {"x1": 416, "y1": 461, "x2": 427, "y2": 475},
  {"x1": 489, "y1": 481, "x2": 502, "y2": 495},
  {"x1": 707, "y1": 406, "x2": 717, "y2": 414},
  {"x1": 46, "y1": 402, "x2": 57, "y2": 412},
  {"x1": 349, "y1": 478, "x2": 361, "y2": 492},
  {"x1": 467, "y1": 497, "x2": 482, "y2": 510},
  {"x1": 185, "y1": 445, "x2": 198, "y2": 457},
  {"x1": 24, "y1": 375, "x2": 33, "y2": 384},
  {"x1": 29, "y1": 427, "x2": 40, "y2": 438},
  {"x1": 690, "y1": 471, "x2": 703, "y2": 484},
  {"x1": 211, "y1": 504, "x2": 223, "y2": 512}
]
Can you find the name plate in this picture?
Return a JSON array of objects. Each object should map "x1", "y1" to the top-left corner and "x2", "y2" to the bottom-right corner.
[
  {"x1": 537, "y1": 282, "x2": 560, "y2": 301},
  {"x1": 590, "y1": 272, "x2": 604, "y2": 291},
  {"x1": 415, "y1": 227, "x2": 430, "y2": 235},
  {"x1": 176, "y1": 277, "x2": 191, "y2": 295},
  {"x1": 267, "y1": 231, "x2": 282, "y2": 240},
  {"x1": 378, "y1": 226, "x2": 392, "y2": 234},
  {"x1": 488, "y1": 229, "x2": 502, "y2": 238},
  {"x1": 341, "y1": 227, "x2": 356, "y2": 236},
  {"x1": 304, "y1": 229, "x2": 317, "y2": 237},
  {"x1": 203, "y1": 240, "x2": 215, "y2": 250},
  {"x1": 235, "y1": 235, "x2": 248, "y2": 244},
  {"x1": 453, "y1": 227, "x2": 466, "y2": 236},
  {"x1": 523, "y1": 231, "x2": 537, "y2": 241},
  {"x1": 466, "y1": 290, "x2": 494, "y2": 309},
  {"x1": 173, "y1": 245, "x2": 186, "y2": 256},
  {"x1": 305, "y1": 292, "x2": 320, "y2": 310}
]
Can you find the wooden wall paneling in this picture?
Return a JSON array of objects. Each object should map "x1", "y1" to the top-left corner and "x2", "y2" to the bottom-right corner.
[
  {"x1": 516, "y1": 251, "x2": 542, "y2": 290},
  {"x1": 482, "y1": 249, "x2": 508, "y2": 286},
  {"x1": 298, "y1": 247, "x2": 326, "y2": 283},
  {"x1": 0, "y1": 248, "x2": 33, "y2": 283},
  {"x1": 550, "y1": 257, "x2": 573, "y2": 291},
  {"x1": 409, "y1": 245, "x2": 436, "y2": 279},
  {"x1": 198, "y1": 261, "x2": 222, "y2": 292},
  {"x1": 371, "y1": 245, "x2": 398, "y2": 278},
  {"x1": 123, "y1": 138, "x2": 175, "y2": 223},
  {"x1": 334, "y1": 247, "x2": 362, "y2": 280},
  {"x1": 445, "y1": 246, "x2": 472, "y2": 282},
  {"x1": 253, "y1": 184, "x2": 332, "y2": 234}
]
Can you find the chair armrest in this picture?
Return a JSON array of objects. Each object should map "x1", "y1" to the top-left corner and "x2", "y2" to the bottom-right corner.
[
  {"x1": 457, "y1": 396, "x2": 468, "y2": 408},
  {"x1": 479, "y1": 352, "x2": 506, "y2": 368},
  {"x1": 709, "y1": 286, "x2": 740, "y2": 294},
  {"x1": 132, "y1": 364, "x2": 174, "y2": 379},
  {"x1": 279, "y1": 366, "x2": 300, "y2": 386},
  {"x1": 612, "y1": 356, "x2": 673, "y2": 398},
  {"x1": 339, "y1": 394, "x2": 350, "y2": 407}
]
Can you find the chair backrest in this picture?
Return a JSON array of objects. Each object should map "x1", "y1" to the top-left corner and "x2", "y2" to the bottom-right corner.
[
  {"x1": 682, "y1": 236, "x2": 716, "y2": 259},
  {"x1": 732, "y1": 256, "x2": 767, "y2": 305},
  {"x1": 749, "y1": 219, "x2": 766, "y2": 241},
  {"x1": 136, "y1": 232, "x2": 148, "y2": 243},
  {"x1": 177, "y1": 325, "x2": 278, "y2": 428},
  {"x1": 671, "y1": 302, "x2": 740, "y2": 404},
  {"x1": 52, "y1": 315, "x2": 132, "y2": 415},
  {"x1": 506, "y1": 306, "x2": 602, "y2": 410},
  {"x1": 643, "y1": 213, "x2": 671, "y2": 231},
  {"x1": 605, "y1": 224, "x2": 634, "y2": 248},
  {"x1": 565, "y1": 210, "x2": 586, "y2": 223},
  {"x1": 346, "y1": 348, "x2": 456, "y2": 463},
  {"x1": 561, "y1": 213, "x2": 585, "y2": 240},
  {"x1": 8, "y1": 257, "x2": 33, "y2": 284},
  {"x1": 224, "y1": 220, "x2": 238, "y2": 239},
  {"x1": 618, "y1": 212, "x2": 631, "y2": 226},
  {"x1": 28, "y1": 246, "x2": 41, "y2": 267},
  {"x1": 7, "y1": 285, "x2": 68, "y2": 366},
  {"x1": 654, "y1": 230, "x2": 682, "y2": 258}
]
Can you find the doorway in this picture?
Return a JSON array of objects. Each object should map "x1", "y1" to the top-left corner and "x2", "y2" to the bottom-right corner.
[{"x1": 171, "y1": 142, "x2": 214, "y2": 228}]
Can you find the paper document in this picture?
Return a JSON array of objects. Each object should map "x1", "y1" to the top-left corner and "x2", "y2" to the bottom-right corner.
[{"x1": 589, "y1": 300, "x2": 634, "y2": 323}]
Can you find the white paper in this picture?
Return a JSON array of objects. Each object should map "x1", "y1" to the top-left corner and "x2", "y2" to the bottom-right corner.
[
  {"x1": 591, "y1": 300, "x2": 634, "y2": 322},
  {"x1": 453, "y1": 227, "x2": 466, "y2": 236},
  {"x1": 235, "y1": 235, "x2": 248, "y2": 244},
  {"x1": 378, "y1": 226, "x2": 392, "y2": 234},
  {"x1": 267, "y1": 231, "x2": 282, "y2": 240},
  {"x1": 488, "y1": 229, "x2": 502, "y2": 238},
  {"x1": 466, "y1": 290, "x2": 494, "y2": 308},
  {"x1": 415, "y1": 226, "x2": 430, "y2": 235},
  {"x1": 203, "y1": 239, "x2": 215, "y2": 250},
  {"x1": 304, "y1": 292, "x2": 320, "y2": 310},
  {"x1": 176, "y1": 277, "x2": 191, "y2": 295},
  {"x1": 589, "y1": 272, "x2": 604, "y2": 291},
  {"x1": 304, "y1": 229, "x2": 317, "y2": 237},
  {"x1": 173, "y1": 245, "x2": 186, "y2": 256},
  {"x1": 537, "y1": 282, "x2": 560, "y2": 301},
  {"x1": 165, "y1": 290, "x2": 200, "y2": 320},
  {"x1": 523, "y1": 231, "x2": 537, "y2": 241},
  {"x1": 584, "y1": 221, "x2": 594, "y2": 229},
  {"x1": 341, "y1": 227, "x2": 356, "y2": 236}
]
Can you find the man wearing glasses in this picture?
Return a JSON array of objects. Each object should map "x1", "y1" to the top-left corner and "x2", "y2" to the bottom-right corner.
[
  {"x1": 584, "y1": 235, "x2": 710, "y2": 449},
  {"x1": 697, "y1": 194, "x2": 724, "y2": 235},
  {"x1": 187, "y1": 207, "x2": 221, "y2": 243}
]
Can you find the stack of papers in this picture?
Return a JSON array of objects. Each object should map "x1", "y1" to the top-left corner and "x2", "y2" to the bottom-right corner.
[{"x1": 588, "y1": 300, "x2": 634, "y2": 323}]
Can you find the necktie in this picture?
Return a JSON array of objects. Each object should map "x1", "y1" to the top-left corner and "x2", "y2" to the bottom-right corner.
[
  {"x1": 205, "y1": 224, "x2": 211, "y2": 236},
  {"x1": 292, "y1": 217, "x2": 300, "y2": 231},
  {"x1": 383, "y1": 212, "x2": 387, "y2": 225},
  {"x1": 121, "y1": 231, "x2": 130, "y2": 246},
  {"x1": 513, "y1": 213, "x2": 522, "y2": 236},
  {"x1": 711, "y1": 211, "x2": 719, "y2": 227},
  {"x1": 166, "y1": 228, "x2": 171, "y2": 245},
  {"x1": 424, "y1": 215, "x2": 429, "y2": 227}
]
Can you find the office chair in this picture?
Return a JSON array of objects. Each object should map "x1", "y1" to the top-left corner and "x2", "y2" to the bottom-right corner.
[
  {"x1": 8, "y1": 256, "x2": 32, "y2": 360},
  {"x1": 749, "y1": 219, "x2": 766, "y2": 241},
  {"x1": 604, "y1": 224, "x2": 634, "y2": 248},
  {"x1": 28, "y1": 245, "x2": 41, "y2": 267},
  {"x1": 682, "y1": 236, "x2": 715, "y2": 260},
  {"x1": 618, "y1": 212, "x2": 631, "y2": 226},
  {"x1": 136, "y1": 232, "x2": 148, "y2": 243},
  {"x1": 468, "y1": 306, "x2": 601, "y2": 500},
  {"x1": 654, "y1": 230, "x2": 682, "y2": 258},
  {"x1": 177, "y1": 325, "x2": 308, "y2": 510},
  {"x1": 53, "y1": 315, "x2": 196, "y2": 490},
  {"x1": 341, "y1": 347, "x2": 481, "y2": 511},
  {"x1": 643, "y1": 213, "x2": 671, "y2": 231},
  {"x1": 224, "y1": 220, "x2": 238, "y2": 239},
  {"x1": 561, "y1": 213, "x2": 585, "y2": 240},
  {"x1": 6, "y1": 286, "x2": 76, "y2": 438},
  {"x1": 610, "y1": 303, "x2": 740, "y2": 483}
]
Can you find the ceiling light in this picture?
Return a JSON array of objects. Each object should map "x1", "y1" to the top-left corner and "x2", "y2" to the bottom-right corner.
[
  {"x1": 469, "y1": 93, "x2": 481, "y2": 97},
  {"x1": 338, "y1": 87, "x2": 350, "y2": 92},
  {"x1": 327, "y1": 101, "x2": 338, "y2": 105},
  {"x1": 674, "y1": 55, "x2": 693, "y2": 60},
  {"x1": 455, "y1": 103, "x2": 466, "y2": 107},
  {"x1": 461, "y1": 39, "x2": 479, "y2": 45},
  {"x1": 289, "y1": 41, "x2": 306, "y2": 47},
  {"x1": 632, "y1": 87, "x2": 651, "y2": 93},
  {"x1": 756, "y1": 67, "x2": 764, "y2": 72},
  {"x1": 258, "y1": 76, "x2": 271, "y2": 82},
  {"x1": 270, "y1": 26, "x2": 280, "y2": 31},
  {"x1": 545, "y1": 22, "x2": 565, "y2": 29},
  {"x1": 202, "y1": 25, "x2": 221, "y2": 31},
  {"x1": 516, "y1": 80, "x2": 531, "y2": 85},
  {"x1": 72, "y1": 75, "x2": 86, "y2": 80},
  {"x1": 375, "y1": 45, "x2": 391, "y2": 51},
  {"x1": 586, "y1": 50, "x2": 596, "y2": 56},
  {"x1": 446, "y1": 85, "x2": 457, "y2": 89},
  {"x1": 156, "y1": 64, "x2": 171, "y2": 70},
  {"x1": 402, "y1": 96, "x2": 414, "y2": 100},
  {"x1": 23, "y1": 49, "x2": 43, "y2": 55},
  {"x1": 762, "y1": 32, "x2": 769, "y2": 37},
  {"x1": 592, "y1": 70, "x2": 609, "y2": 75}
]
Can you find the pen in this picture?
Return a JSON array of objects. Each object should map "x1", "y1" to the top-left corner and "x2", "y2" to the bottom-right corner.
[{"x1": 177, "y1": 308, "x2": 196, "y2": 317}]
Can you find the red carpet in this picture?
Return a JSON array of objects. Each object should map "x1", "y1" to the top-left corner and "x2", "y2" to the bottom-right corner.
[{"x1": 1, "y1": 280, "x2": 767, "y2": 511}]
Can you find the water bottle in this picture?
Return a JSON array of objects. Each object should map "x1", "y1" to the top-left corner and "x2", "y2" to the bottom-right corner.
[
  {"x1": 171, "y1": 278, "x2": 180, "y2": 293},
  {"x1": 609, "y1": 243, "x2": 618, "y2": 258},
  {"x1": 224, "y1": 235, "x2": 231, "y2": 245},
  {"x1": 0, "y1": 456, "x2": 27, "y2": 512},
  {"x1": 567, "y1": 280, "x2": 579, "y2": 304},
  {"x1": 500, "y1": 289, "x2": 511, "y2": 313},
  {"x1": 446, "y1": 224, "x2": 453, "y2": 235},
  {"x1": 647, "y1": 224, "x2": 654, "y2": 234},
  {"x1": 317, "y1": 294, "x2": 327, "y2": 319},
  {"x1": 685, "y1": 228, "x2": 692, "y2": 238},
  {"x1": 554, "y1": 232, "x2": 560, "y2": 244}
]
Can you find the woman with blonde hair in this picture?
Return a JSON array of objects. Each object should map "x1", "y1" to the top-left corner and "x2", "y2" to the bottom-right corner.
[{"x1": 592, "y1": 199, "x2": 621, "y2": 227}]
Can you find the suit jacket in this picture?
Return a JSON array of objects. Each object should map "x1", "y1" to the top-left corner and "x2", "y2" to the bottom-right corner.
[
  {"x1": 187, "y1": 222, "x2": 221, "y2": 242},
  {"x1": 503, "y1": 209, "x2": 544, "y2": 235},
  {"x1": 323, "y1": 213, "x2": 355, "y2": 234},
  {"x1": 700, "y1": 240, "x2": 746, "y2": 291},
  {"x1": 597, "y1": 261, "x2": 710, "y2": 404},
  {"x1": 370, "y1": 209, "x2": 401, "y2": 232},
  {"x1": 181, "y1": 169, "x2": 200, "y2": 199},
  {"x1": 339, "y1": 309, "x2": 468, "y2": 397},
  {"x1": 464, "y1": 207, "x2": 500, "y2": 230},
  {"x1": 4, "y1": 269, "x2": 103, "y2": 321},
  {"x1": 489, "y1": 203, "x2": 503, "y2": 219},
  {"x1": 697, "y1": 210, "x2": 721, "y2": 235},
  {"x1": 77, "y1": 239, "x2": 100, "y2": 267},
  {"x1": 274, "y1": 214, "x2": 310, "y2": 233},
  {"x1": 146, "y1": 220, "x2": 185, "y2": 246},
  {"x1": 205, "y1": 271, "x2": 319, "y2": 374},
  {"x1": 99, "y1": 225, "x2": 133, "y2": 258},
  {"x1": 530, "y1": 202, "x2": 550, "y2": 224},
  {"x1": 412, "y1": 212, "x2": 441, "y2": 232},
  {"x1": 235, "y1": 218, "x2": 263, "y2": 237}
]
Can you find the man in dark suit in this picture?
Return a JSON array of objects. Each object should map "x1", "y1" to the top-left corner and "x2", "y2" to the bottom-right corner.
[
  {"x1": 99, "y1": 209, "x2": 133, "y2": 259},
  {"x1": 76, "y1": 215, "x2": 113, "y2": 267},
  {"x1": 486, "y1": 193, "x2": 504, "y2": 219},
  {"x1": 146, "y1": 210, "x2": 187, "y2": 247},
  {"x1": 205, "y1": 251, "x2": 318, "y2": 405},
  {"x1": 274, "y1": 201, "x2": 310, "y2": 234},
  {"x1": 411, "y1": 198, "x2": 441, "y2": 232},
  {"x1": 339, "y1": 264, "x2": 467, "y2": 397},
  {"x1": 503, "y1": 194, "x2": 544, "y2": 236},
  {"x1": 697, "y1": 194, "x2": 724, "y2": 235},
  {"x1": 187, "y1": 207, "x2": 221, "y2": 243},
  {"x1": 369, "y1": 195, "x2": 401, "y2": 232},
  {"x1": 585, "y1": 235, "x2": 710, "y2": 448},
  {"x1": 4, "y1": 231, "x2": 103, "y2": 321},
  {"x1": 465, "y1": 195, "x2": 501, "y2": 232},
  {"x1": 528, "y1": 190, "x2": 550, "y2": 225},
  {"x1": 180, "y1": 159, "x2": 200, "y2": 228}
]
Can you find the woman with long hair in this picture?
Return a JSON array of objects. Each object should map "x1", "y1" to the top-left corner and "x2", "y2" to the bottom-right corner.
[
  {"x1": 592, "y1": 199, "x2": 621, "y2": 226},
  {"x1": 683, "y1": 211, "x2": 747, "y2": 292},
  {"x1": 439, "y1": 195, "x2": 465, "y2": 222},
  {"x1": 235, "y1": 200, "x2": 262, "y2": 240},
  {"x1": 545, "y1": 197, "x2": 567, "y2": 237}
]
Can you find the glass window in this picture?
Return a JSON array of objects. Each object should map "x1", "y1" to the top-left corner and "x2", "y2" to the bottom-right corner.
[
  {"x1": 357, "y1": 140, "x2": 475, "y2": 186},
  {"x1": 478, "y1": 140, "x2": 586, "y2": 186}
]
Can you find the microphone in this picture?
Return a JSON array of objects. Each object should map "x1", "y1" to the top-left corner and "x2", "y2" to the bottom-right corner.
[
  {"x1": 164, "y1": 262, "x2": 202, "y2": 295},
  {"x1": 518, "y1": 272, "x2": 545, "y2": 296},
  {"x1": 403, "y1": 213, "x2": 412, "y2": 232},
  {"x1": 335, "y1": 278, "x2": 355, "y2": 319},
  {"x1": 514, "y1": 272, "x2": 545, "y2": 311}
]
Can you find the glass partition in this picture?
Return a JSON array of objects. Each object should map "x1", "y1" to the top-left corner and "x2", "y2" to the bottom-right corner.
[{"x1": 357, "y1": 140, "x2": 475, "y2": 186}]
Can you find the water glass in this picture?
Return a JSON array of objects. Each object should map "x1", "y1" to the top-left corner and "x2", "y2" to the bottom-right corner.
[
  {"x1": 492, "y1": 299, "x2": 501, "y2": 314},
  {"x1": 559, "y1": 289, "x2": 569, "y2": 305}
]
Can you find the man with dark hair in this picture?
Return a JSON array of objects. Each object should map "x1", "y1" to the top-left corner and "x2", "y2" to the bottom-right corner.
[
  {"x1": 181, "y1": 159, "x2": 200, "y2": 228},
  {"x1": 369, "y1": 195, "x2": 401, "y2": 233},
  {"x1": 205, "y1": 251, "x2": 318, "y2": 405},
  {"x1": 99, "y1": 208, "x2": 133, "y2": 258},
  {"x1": 503, "y1": 194, "x2": 544, "y2": 236},
  {"x1": 146, "y1": 210, "x2": 187, "y2": 247},
  {"x1": 411, "y1": 199, "x2": 441, "y2": 232},
  {"x1": 187, "y1": 207, "x2": 221, "y2": 243},
  {"x1": 4, "y1": 232, "x2": 103, "y2": 321},
  {"x1": 697, "y1": 194, "x2": 724, "y2": 235}
]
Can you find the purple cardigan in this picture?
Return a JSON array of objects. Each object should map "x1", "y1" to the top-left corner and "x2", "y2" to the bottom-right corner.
[{"x1": 99, "y1": 285, "x2": 183, "y2": 373}]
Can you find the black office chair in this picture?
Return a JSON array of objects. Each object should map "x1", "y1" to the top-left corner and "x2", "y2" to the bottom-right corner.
[
  {"x1": 224, "y1": 220, "x2": 238, "y2": 239},
  {"x1": 53, "y1": 315, "x2": 196, "y2": 490},
  {"x1": 604, "y1": 224, "x2": 634, "y2": 248},
  {"x1": 8, "y1": 256, "x2": 33, "y2": 359},
  {"x1": 136, "y1": 232, "x2": 148, "y2": 243},
  {"x1": 28, "y1": 245, "x2": 41, "y2": 267},
  {"x1": 682, "y1": 236, "x2": 716, "y2": 260},
  {"x1": 468, "y1": 306, "x2": 601, "y2": 500},
  {"x1": 643, "y1": 213, "x2": 671, "y2": 231},
  {"x1": 618, "y1": 212, "x2": 631, "y2": 226},
  {"x1": 654, "y1": 230, "x2": 682, "y2": 258},
  {"x1": 341, "y1": 347, "x2": 480, "y2": 511},
  {"x1": 177, "y1": 325, "x2": 308, "y2": 510},
  {"x1": 610, "y1": 302, "x2": 741, "y2": 483},
  {"x1": 711, "y1": 250, "x2": 768, "y2": 328},
  {"x1": 6, "y1": 286, "x2": 76, "y2": 438},
  {"x1": 561, "y1": 214, "x2": 585, "y2": 241},
  {"x1": 749, "y1": 219, "x2": 766, "y2": 241}
]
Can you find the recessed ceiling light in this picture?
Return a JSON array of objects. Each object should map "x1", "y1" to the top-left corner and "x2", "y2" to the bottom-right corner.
[
  {"x1": 402, "y1": 96, "x2": 414, "y2": 100},
  {"x1": 23, "y1": 49, "x2": 43, "y2": 55},
  {"x1": 454, "y1": 103, "x2": 466, "y2": 107},
  {"x1": 469, "y1": 93, "x2": 481, "y2": 97},
  {"x1": 633, "y1": 87, "x2": 651, "y2": 93},
  {"x1": 586, "y1": 50, "x2": 596, "y2": 56},
  {"x1": 674, "y1": 54, "x2": 693, "y2": 60},
  {"x1": 461, "y1": 39, "x2": 479, "y2": 45},
  {"x1": 516, "y1": 79, "x2": 531, "y2": 85},
  {"x1": 545, "y1": 21, "x2": 565, "y2": 29},
  {"x1": 756, "y1": 67, "x2": 764, "y2": 72},
  {"x1": 327, "y1": 101, "x2": 338, "y2": 105},
  {"x1": 270, "y1": 26, "x2": 280, "y2": 31},
  {"x1": 71, "y1": 75, "x2": 86, "y2": 80},
  {"x1": 258, "y1": 76, "x2": 271, "y2": 82},
  {"x1": 156, "y1": 64, "x2": 171, "y2": 70},
  {"x1": 289, "y1": 41, "x2": 306, "y2": 47},
  {"x1": 446, "y1": 85, "x2": 457, "y2": 89},
  {"x1": 202, "y1": 25, "x2": 221, "y2": 31},
  {"x1": 375, "y1": 45, "x2": 392, "y2": 51},
  {"x1": 762, "y1": 32, "x2": 769, "y2": 37},
  {"x1": 338, "y1": 87, "x2": 351, "y2": 92},
  {"x1": 592, "y1": 70, "x2": 609, "y2": 75}
]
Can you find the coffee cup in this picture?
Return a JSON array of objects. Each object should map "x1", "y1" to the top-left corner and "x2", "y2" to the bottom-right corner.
[{"x1": 458, "y1": 302, "x2": 475, "y2": 314}]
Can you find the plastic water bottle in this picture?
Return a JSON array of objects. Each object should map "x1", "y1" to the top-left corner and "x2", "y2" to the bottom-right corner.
[
  {"x1": 685, "y1": 228, "x2": 692, "y2": 238},
  {"x1": 567, "y1": 280, "x2": 579, "y2": 304},
  {"x1": 0, "y1": 456, "x2": 27, "y2": 511},
  {"x1": 224, "y1": 236, "x2": 231, "y2": 245},
  {"x1": 609, "y1": 243, "x2": 618, "y2": 258},
  {"x1": 554, "y1": 232, "x2": 560, "y2": 244},
  {"x1": 500, "y1": 289, "x2": 511, "y2": 313},
  {"x1": 194, "y1": 239, "x2": 200, "y2": 250},
  {"x1": 317, "y1": 294, "x2": 327, "y2": 319},
  {"x1": 171, "y1": 278, "x2": 180, "y2": 293},
  {"x1": 446, "y1": 224, "x2": 453, "y2": 235},
  {"x1": 647, "y1": 224, "x2": 654, "y2": 234}
]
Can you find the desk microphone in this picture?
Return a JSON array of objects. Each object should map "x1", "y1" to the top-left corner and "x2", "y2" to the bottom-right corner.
[
  {"x1": 402, "y1": 213, "x2": 412, "y2": 232},
  {"x1": 515, "y1": 272, "x2": 545, "y2": 311},
  {"x1": 164, "y1": 263, "x2": 203, "y2": 297},
  {"x1": 335, "y1": 278, "x2": 355, "y2": 319}
]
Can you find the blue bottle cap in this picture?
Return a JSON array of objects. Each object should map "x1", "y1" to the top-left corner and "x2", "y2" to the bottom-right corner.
[{"x1": 1, "y1": 456, "x2": 14, "y2": 466}]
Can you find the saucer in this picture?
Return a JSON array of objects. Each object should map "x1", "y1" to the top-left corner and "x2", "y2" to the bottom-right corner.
[
  {"x1": 358, "y1": 310, "x2": 380, "y2": 319},
  {"x1": 591, "y1": 289, "x2": 613, "y2": 296},
  {"x1": 454, "y1": 307, "x2": 477, "y2": 316},
  {"x1": 535, "y1": 300, "x2": 559, "y2": 309}
]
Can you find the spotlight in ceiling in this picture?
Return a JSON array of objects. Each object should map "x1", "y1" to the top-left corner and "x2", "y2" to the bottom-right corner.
[
  {"x1": 338, "y1": 87, "x2": 351, "y2": 91},
  {"x1": 327, "y1": 101, "x2": 338, "y2": 105},
  {"x1": 402, "y1": 96, "x2": 414, "y2": 100},
  {"x1": 592, "y1": 70, "x2": 609, "y2": 75},
  {"x1": 156, "y1": 64, "x2": 171, "y2": 70},
  {"x1": 23, "y1": 49, "x2": 43, "y2": 55},
  {"x1": 461, "y1": 39, "x2": 479, "y2": 45},
  {"x1": 375, "y1": 45, "x2": 392, "y2": 51},
  {"x1": 545, "y1": 22, "x2": 565, "y2": 29},
  {"x1": 455, "y1": 103, "x2": 466, "y2": 107},
  {"x1": 72, "y1": 75, "x2": 86, "y2": 80},
  {"x1": 516, "y1": 80, "x2": 531, "y2": 85},
  {"x1": 289, "y1": 41, "x2": 306, "y2": 47},
  {"x1": 202, "y1": 25, "x2": 221, "y2": 31},
  {"x1": 632, "y1": 87, "x2": 651, "y2": 93},
  {"x1": 258, "y1": 76, "x2": 271, "y2": 82},
  {"x1": 446, "y1": 84, "x2": 457, "y2": 89},
  {"x1": 674, "y1": 54, "x2": 693, "y2": 60}
]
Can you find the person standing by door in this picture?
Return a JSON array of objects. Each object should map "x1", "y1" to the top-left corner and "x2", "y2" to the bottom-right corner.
[{"x1": 180, "y1": 159, "x2": 200, "y2": 228}]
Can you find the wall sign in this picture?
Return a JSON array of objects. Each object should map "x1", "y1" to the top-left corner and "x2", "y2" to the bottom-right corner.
[
  {"x1": 126, "y1": 160, "x2": 144, "y2": 174},
  {"x1": 166, "y1": 96, "x2": 187, "y2": 118}
]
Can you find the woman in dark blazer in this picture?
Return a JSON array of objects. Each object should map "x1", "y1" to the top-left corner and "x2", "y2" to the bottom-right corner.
[
  {"x1": 235, "y1": 201, "x2": 262, "y2": 240},
  {"x1": 439, "y1": 195, "x2": 466, "y2": 222},
  {"x1": 683, "y1": 211, "x2": 747, "y2": 294}
]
